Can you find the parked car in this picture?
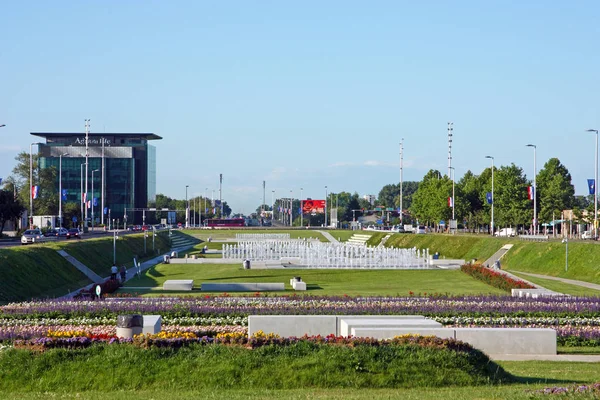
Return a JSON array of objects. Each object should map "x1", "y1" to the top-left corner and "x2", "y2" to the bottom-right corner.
[
  {"x1": 21, "y1": 229, "x2": 45, "y2": 245},
  {"x1": 44, "y1": 228, "x2": 68, "y2": 237},
  {"x1": 495, "y1": 228, "x2": 516, "y2": 237},
  {"x1": 582, "y1": 231, "x2": 593, "y2": 240},
  {"x1": 66, "y1": 228, "x2": 81, "y2": 239},
  {"x1": 415, "y1": 226, "x2": 427, "y2": 234}
]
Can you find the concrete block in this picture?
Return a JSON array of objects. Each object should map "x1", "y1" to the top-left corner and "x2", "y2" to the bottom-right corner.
[
  {"x1": 201, "y1": 283, "x2": 285, "y2": 292},
  {"x1": 293, "y1": 281, "x2": 306, "y2": 290},
  {"x1": 163, "y1": 280, "x2": 194, "y2": 291},
  {"x1": 255, "y1": 283, "x2": 285, "y2": 291},
  {"x1": 350, "y1": 327, "x2": 455, "y2": 340},
  {"x1": 454, "y1": 328, "x2": 556, "y2": 355},
  {"x1": 248, "y1": 315, "x2": 337, "y2": 337},
  {"x1": 116, "y1": 326, "x2": 143, "y2": 339},
  {"x1": 338, "y1": 318, "x2": 442, "y2": 337},
  {"x1": 142, "y1": 315, "x2": 162, "y2": 335}
]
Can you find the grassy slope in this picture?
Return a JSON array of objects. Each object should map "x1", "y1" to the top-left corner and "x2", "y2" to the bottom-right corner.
[
  {"x1": 0, "y1": 355, "x2": 598, "y2": 400},
  {"x1": 188, "y1": 229, "x2": 329, "y2": 242},
  {"x1": 0, "y1": 232, "x2": 173, "y2": 303},
  {"x1": 0, "y1": 246, "x2": 91, "y2": 303},
  {"x1": 49, "y1": 232, "x2": 172, "y2": 277},
  {"x1": 0, "y1": 344, "x2": 509, "y2": 392},
  {"x1": 385, "y1": 234, "x2": 512, "y2": 261},
  {"x1": 511, "y1": 272, "x2": 600, "y2": 296},
  {"x1": 123, "y1": 263, "x2": 506, "y2": 296},
  {"x1": 502, "y1": 241, "x2": 600, "y2": 284}
]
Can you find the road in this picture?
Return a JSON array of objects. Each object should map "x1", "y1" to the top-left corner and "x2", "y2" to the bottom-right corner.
[{"x1": 0, "y1": 229, "x2": 138, "y2": 249}]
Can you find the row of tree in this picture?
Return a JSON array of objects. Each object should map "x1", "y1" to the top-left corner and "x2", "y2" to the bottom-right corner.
[{"x1": 0, "y1": 151, "x2": 593, "y2": 233}]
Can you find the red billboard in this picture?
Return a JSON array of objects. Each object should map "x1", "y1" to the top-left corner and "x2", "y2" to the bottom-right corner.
[{"x1": 302, "y1": 200, "x2": 325, "y2": 214}]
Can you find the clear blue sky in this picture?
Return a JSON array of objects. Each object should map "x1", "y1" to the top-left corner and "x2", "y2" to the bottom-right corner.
[{"x1": 1, "y1": 1, "x2": 599, "y2": 214}]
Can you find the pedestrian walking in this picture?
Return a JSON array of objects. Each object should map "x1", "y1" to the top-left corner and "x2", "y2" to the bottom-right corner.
[
  {"x1": 111, "y1": 263, "x2": 118, "y2": 280},
  {"x1": 120, "y1": 265, "x2": 127, "y2": 282}
]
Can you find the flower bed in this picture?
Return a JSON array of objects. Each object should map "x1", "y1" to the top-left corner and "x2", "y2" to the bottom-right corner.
[
  {"x1": 460, "y1": 264, "x2": 535, "y2": 291},
  {"x1": 3, "y1": 295, "x2": 600, "y2": 319},
  {"x1": 1, "y1": 295, "x2": 600, "y2": 347}
]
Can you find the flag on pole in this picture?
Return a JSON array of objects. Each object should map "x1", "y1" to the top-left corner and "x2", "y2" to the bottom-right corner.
[
  {"x1": 83, "y1": 193, "x2": 87, "y2": 204},
  {"x1": 93, "y1": 197, "x2": 98, "y2": 207},
  {"x1": 0, "y1": 178, "x2": 3, "y2": 186},
  {"x1": 447, "y1": 197, "x2": 453, "y2": 207},
  {"x1": 527, "y1": 186, "x2": 535, "y2": 200},
  {"x1": 588, "y1": 179, "x2": 595, "y2": 195},
  {"x1": 87, "y1": 200, "x2": 91, "y2": 209},
  {"x1": 486, "y1": 192, "x2": 493, "y2": 204},
  {"x1": 61, "y1": 189, "x2": 68, "y2": 201},
  {"x1": 31, "y1": 185, "x2": 39, "y2": 199}
]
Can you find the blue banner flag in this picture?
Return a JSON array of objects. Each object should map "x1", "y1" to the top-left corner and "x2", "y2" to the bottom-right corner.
[
  {"x1": 486, "y1": 192, "x2": 493, "y2": 204},
  {"x1": 103, "y1": 207, "x2": 108, "y2": 215},
  {"x1": 61, "y1": 189, "x2": 68, "y2": 201},
  {"x1": 588, "y1": 179, "x2": 596, "y2": 195},
  {"x1": 0, "y1": 178, "x2": 2, "y2": 186},
  {"x1": 93, "y1": 197, "x2": 98, "y2": 207}
]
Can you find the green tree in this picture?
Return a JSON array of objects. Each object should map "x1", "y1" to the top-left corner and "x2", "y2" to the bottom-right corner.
[
  {"x1": 536, "y1": 158, "x2": 575, "y2": 223},
  {"x1": 458, "y1": 170, "x2": 485, "y2": 231},
  {"x1": 493, "y1": 164, "x2": 531, "y2": 228},
  {"x1": 377, "y1": 182, "x2": 419, "y2": 210},
  {"x1": 10, "y1": 151, "x2": 57, "y2": 217},
  {"x1": 0, "y1": 189, "x2": 25, "y2": 235},
  {"x1": 410, "y1": 170, "x2": 454, "y2": 227}
]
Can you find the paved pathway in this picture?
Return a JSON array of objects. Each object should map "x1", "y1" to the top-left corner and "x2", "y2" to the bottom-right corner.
[
  {"x1": 316, "y1": 230, "x2": 339, "y2": 243},
  {"x1": 60, "y1": 243, "x2": 196, "y2": 299},
  {"x1": 490, "y1": 354, "x2": 600, "y2": 362},
  {"x1": 512, "y1": 271, "x2": 600, "y2": 291},
  {"x1": 57, "y1": 250, "x2": 103, "y2": 283}
]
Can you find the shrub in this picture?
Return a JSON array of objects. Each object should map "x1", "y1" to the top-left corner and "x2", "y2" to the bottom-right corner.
[{"x1": 461, "y1": 264, "x2": 535, "y2": 292}]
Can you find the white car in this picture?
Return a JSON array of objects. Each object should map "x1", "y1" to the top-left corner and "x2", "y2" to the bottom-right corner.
[
  {"x1": 415, "y1": 226, "x2": 427, "y2": 234},
  {"x1": 495, "y1": 228, "x2": 516, "y2": 237},
  {"x1": 582, "y1": 231, "x2": 593, "y2": 240},
  {"x1": 21, "y1": 229, "x2": 46, "y2": 245}
]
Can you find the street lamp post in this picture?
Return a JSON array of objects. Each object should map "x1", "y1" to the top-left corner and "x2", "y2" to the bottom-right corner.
[
  {"x1": 485, "y1": 156, "x2": 494, "y2": 235},
  {"x1": 271, "y1": 190, "x2": 275, "y2": 224},
  {"x1": 91, "y1": 169, "x2": 99, "y2": 231},
  {"x1": 185, "y1": 185, "x2": 189, "y2": 228},
  {"x1": 562, "y1": 238, "x2": 568, "y2": 272},
  {"x1": 29, "y1": 142, "x2": 41, "y2": 229},
  {"x1": 324, "y1": 186, "x2": 328, "y2": 228},
  {"x1": 58, "y1": 153, "x2": 69, "y2": 228},
  {"x1": 526, "y1": 144, "x2": 537, "y2": 235},
  {"x1": 113, "y1": 230, "x2": 119, "y2": 264},
  {"x1": 449, "y1": 167, "x2": 455, "y2": 234},
  {"x1": 290, "y1": 190, "x2": 293, "y2": 227},
  {"x1": 300, "y1": 188, "x2": 303, "y2": 228},
  {"x1": 587, "y1": 129, "x2": 599, "y2": 239},
  {"x1": 80, "y1": 163, "x2": 86, "y2": 229}
]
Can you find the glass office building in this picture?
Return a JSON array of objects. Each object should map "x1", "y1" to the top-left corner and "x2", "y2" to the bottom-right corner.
[{"x1": 32, "y1": 132, "x2": 161, "y2": 225}]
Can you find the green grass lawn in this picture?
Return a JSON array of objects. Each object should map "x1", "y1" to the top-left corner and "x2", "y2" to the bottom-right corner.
[
  {"x1": 0, "y1": 246, "x2": 92, "y2": 303},
  {"x1": 1, "y1": 360, "x2": 599, "y2": 400},
  {"x1": 503, "y1": 241, "x2": 600, "y2": 284},
  {"x1": 385, "y1": 233, "x2": 513, "y2": 261},
  {"x1": 122, "y1": 263, "x2": 507, "y2": 296},
  {"x1": 187, "y1": 229, "x2": 330, "y2": 242},
  {"x1": 510, "y1": 272, "x2": 600, "y2": 296}
]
